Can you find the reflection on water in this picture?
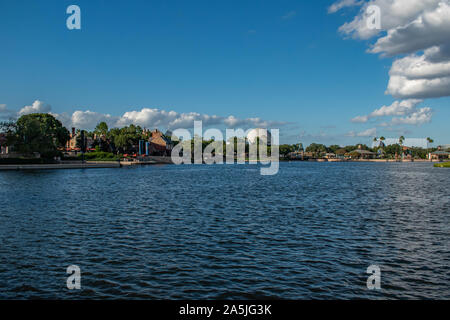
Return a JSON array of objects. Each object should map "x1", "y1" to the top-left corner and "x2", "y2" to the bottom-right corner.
[{"x1": 0, "y1": 162, "x2": 448, "y2": 299}]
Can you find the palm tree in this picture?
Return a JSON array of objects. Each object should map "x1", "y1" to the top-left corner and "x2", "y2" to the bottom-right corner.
[
  {"x1": 399, "y1": 136, "x2": 405, "y2": 160},
  {"x1": 426, "y1": 137, "x2": 434, "y2": 160}
]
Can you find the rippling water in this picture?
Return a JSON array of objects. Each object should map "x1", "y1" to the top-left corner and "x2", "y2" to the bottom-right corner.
[{"x1": 0, "y1": 162, "x2": 448, "y2": 299}]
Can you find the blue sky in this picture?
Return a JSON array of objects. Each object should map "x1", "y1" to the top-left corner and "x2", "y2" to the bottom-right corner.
[{"x1": 0, "y1": 0, "x2": 448, "y2": 146}]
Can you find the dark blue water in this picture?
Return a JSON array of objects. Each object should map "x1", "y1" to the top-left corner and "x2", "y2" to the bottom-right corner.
[{"x1": 0, "y1": 162, "x2": 449, "y2": 299}]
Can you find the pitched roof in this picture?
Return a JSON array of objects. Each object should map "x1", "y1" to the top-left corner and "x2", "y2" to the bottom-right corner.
[{"x1": 351, "y1": 149, "x2": 375, "y2": 155}]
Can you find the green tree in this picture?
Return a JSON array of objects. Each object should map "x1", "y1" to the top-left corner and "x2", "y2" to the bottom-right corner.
[
  {"x1": 384, "y1": 144, "x2": 402, "y2": 158},
  {"x1": 6, "y1": 113, "x2": 70, "y2": 158},
  {"x1": 279, "y1": 144, "x2": 294, "y2": 158},
  {"x1": 327, "y1": 145, "x2": 341, "y2": 153},
  {"x1": 399, "y1": 136, "x2": 405, "y2": 146},
  {"x1": 306, "y1": 143, "x2": 327, "y2": 158},
  {"x1": 94, "y1": 121, "x2": 109, "y2": 136}
]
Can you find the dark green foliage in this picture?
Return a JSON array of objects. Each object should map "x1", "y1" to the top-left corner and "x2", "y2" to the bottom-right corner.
[{"x1": 2, "y1": 113, "x2": 69, "y2": 158}]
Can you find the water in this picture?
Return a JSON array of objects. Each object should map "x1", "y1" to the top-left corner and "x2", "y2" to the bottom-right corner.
[{"x1": 0, "y1": 162, "x2": 448, "y2": 299}]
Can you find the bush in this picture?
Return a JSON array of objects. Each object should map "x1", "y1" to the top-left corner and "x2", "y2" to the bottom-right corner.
[{"x1": 77, "y1": 151, "x2": 120, "y2": 161}]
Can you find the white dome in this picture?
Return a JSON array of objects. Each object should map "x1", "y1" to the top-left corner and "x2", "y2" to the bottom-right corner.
[{"x1": 247, "y1": 128, "x2": 272, "y2": 145}]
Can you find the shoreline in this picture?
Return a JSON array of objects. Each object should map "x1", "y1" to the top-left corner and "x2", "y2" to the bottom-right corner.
[
  {"x1": 0, "y1": 158, "x2": 446, "y2": 171},
  {"x1": 0, "y1": 161, "x2": 121, "y2": 170}
]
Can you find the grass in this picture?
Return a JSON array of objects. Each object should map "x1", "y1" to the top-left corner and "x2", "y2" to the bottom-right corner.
[{"x1": 434, "y1": 162, "x2": 450, "y2": 168}]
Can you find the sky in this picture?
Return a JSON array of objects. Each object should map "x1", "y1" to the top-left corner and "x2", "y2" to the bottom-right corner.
[{"x1": 0, "y1": 0, "x2": 449, "y2": 146}]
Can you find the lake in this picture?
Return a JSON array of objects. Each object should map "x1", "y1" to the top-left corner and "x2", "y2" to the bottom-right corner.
[{"x1": 0, "y1": 162, "x2": 448, "y2": 299}]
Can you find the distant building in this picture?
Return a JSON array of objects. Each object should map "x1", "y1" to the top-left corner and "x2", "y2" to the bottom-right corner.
[
  {"x1": 65, "y1": 127, "x2": 95, "y2": 154},
  {"x1": 429, "y1": 146, "x2": 450, "y2": 161},
  {"x1": 0, "y1": 133, "x2": 8, "y2": 155},
  {"x1": 350, "y1": 145, "x2": 376, "y2": 159},
  {"x1": 66, "y1": 128, "x2": 78, "y2": 151},
  {"x1": 372, "y1": 138, "x2": 429, "y2": 149},
  {"x1": 148, "y1": 129, "x2": 173, "y2": 156}
]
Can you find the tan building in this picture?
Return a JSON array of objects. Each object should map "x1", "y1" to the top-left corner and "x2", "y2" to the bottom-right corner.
[
  {"x1": 148, "y1": 129, "x2": 173, "y2": 156},
  {"x1": 429, "y1": 146, "x2": 450, "y2": 161}
]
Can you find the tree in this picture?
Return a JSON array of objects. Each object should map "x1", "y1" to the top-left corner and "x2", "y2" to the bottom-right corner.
[
  {"x1": 94, "y1": 121, "x2": 109, "y2": 137},
  {"x1": 279, "y1": 144, "x2": 294, "y2": 158},
  {"x1": 306, "y1": 143, "x2": 327, "y2": 158},
  {"x1": 399, "y1": 136, "x2": 405, "y2": 146},
  {"x1": 327, "y1": 145, "x2": 341, "y2": 153},
  {"x1": 6, "y1": 113, "x2": 70, "y2": 158},
  {"x1": 384, "y1": 144, "x2": 402, "y2": 158}
]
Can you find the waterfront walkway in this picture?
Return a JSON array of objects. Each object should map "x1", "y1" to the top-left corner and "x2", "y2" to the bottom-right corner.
[{"x1": 0, "y1": 161, "x2": 120, "y2": 170}]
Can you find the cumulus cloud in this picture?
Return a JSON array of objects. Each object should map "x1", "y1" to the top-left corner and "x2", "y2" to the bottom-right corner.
[
  {"x1": 70, "y1": 110, "x2": 117, "y2": 129},
  {"x1": 352, "y1": 99, "x2": 422, "y2": 123},
  {"x1": 391, "y1": 107, "x2": 433, "y2": 125},
  {"x1": 0, "y1": 104, "x2": 16, "y2": 120},
  {"x1": 18, "y1": 100, "x2": 52, "y2": 115},
  {"x1": 369, "y1": 2, "x2": 450, "y2": 56},
  {"x1": 351, "y1": 115, "x2": 370, "y2": 123},
  {"x1": 370, "y1": 99, "x2": 422, "y2": 117},
  {"x1": 346, "y1": 127, "x2": 377, "y2": 137},
  {"x1": 351, "y1": 99, "x2": 432, "y2": 126},
  {"x1": 331, "y1": 0, "x2": 450, "y2": 100},
  {"x1": 10, "y1": 101, "x2": 288, "y2": 132},
  {"x1": 386, "y1": 47, "x2": 450, "y2": 98}
]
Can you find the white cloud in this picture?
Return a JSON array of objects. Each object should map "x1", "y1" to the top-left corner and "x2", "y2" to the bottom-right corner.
[
  {"x1": 328, "y1": 0, "x2": 363, "y2": 14},
  {"x1": 369, "y1": 2, "x2": 450, "y2": 56},
  {"x1": 13, "y1": 101, "x2": 287, "y2": 132},
  {"x1": 351, "y1": 115, "x2": 370, "y2": 123},
  {"x1": 347, "y1": 127, "x2": 377, "y2": 137},
  {"x1": 392, "y1": 107, "x2": 433, "y2": 125},
  {"x1": 351, "y1": 99, "x2": 433, "y2": 127},
  {"x1": 369, "y1": 99, "x2": 422, "y2": 117},
  {"x1": 336, "y1": 0, "x2": 442, "y2": 40},
  {"x1": 386, "y1": 47, "x2": 450, "y2": 98},
  {"x1": 332, "y1": 0, "x2": 450, "y2": 100},
  {"x1": 0, "y1": 104, "x2": 16, "y2": 120},
  {"x1": 351, "y1": 99, "x2": 432, "y2": 126},
  {"x1": 70, "y1": 110, "x2": 117, "y2": 129},
  {"x1": 18, "y1": 100, "x2": 51, "y2": 115},
  {"x1": 281, "y1": 11, "x2": 297, "y2": 20}
]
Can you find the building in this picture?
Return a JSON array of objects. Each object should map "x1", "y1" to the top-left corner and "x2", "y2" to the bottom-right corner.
[
  {"x1": 0, "y1": 133, "x2": 8, "y2": 155},
  {"x1": 350, "y1": 145, "x2": 376, "y2": 159},
  {"x1": 65, "y1": 128, "x2": 95, "y2": 154},
  {"x1": 148, "y1": 129, "x2": 173, "y2": 156},
  {"x1": 372, "y1": 138, "x2": 429, "y2": 149},
  {"x1": 429, "y1": 146, "x2": 450, "y2": 161},
  {"x1": 66, "y1": 128, "x2": 78, "y2": 151}
]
